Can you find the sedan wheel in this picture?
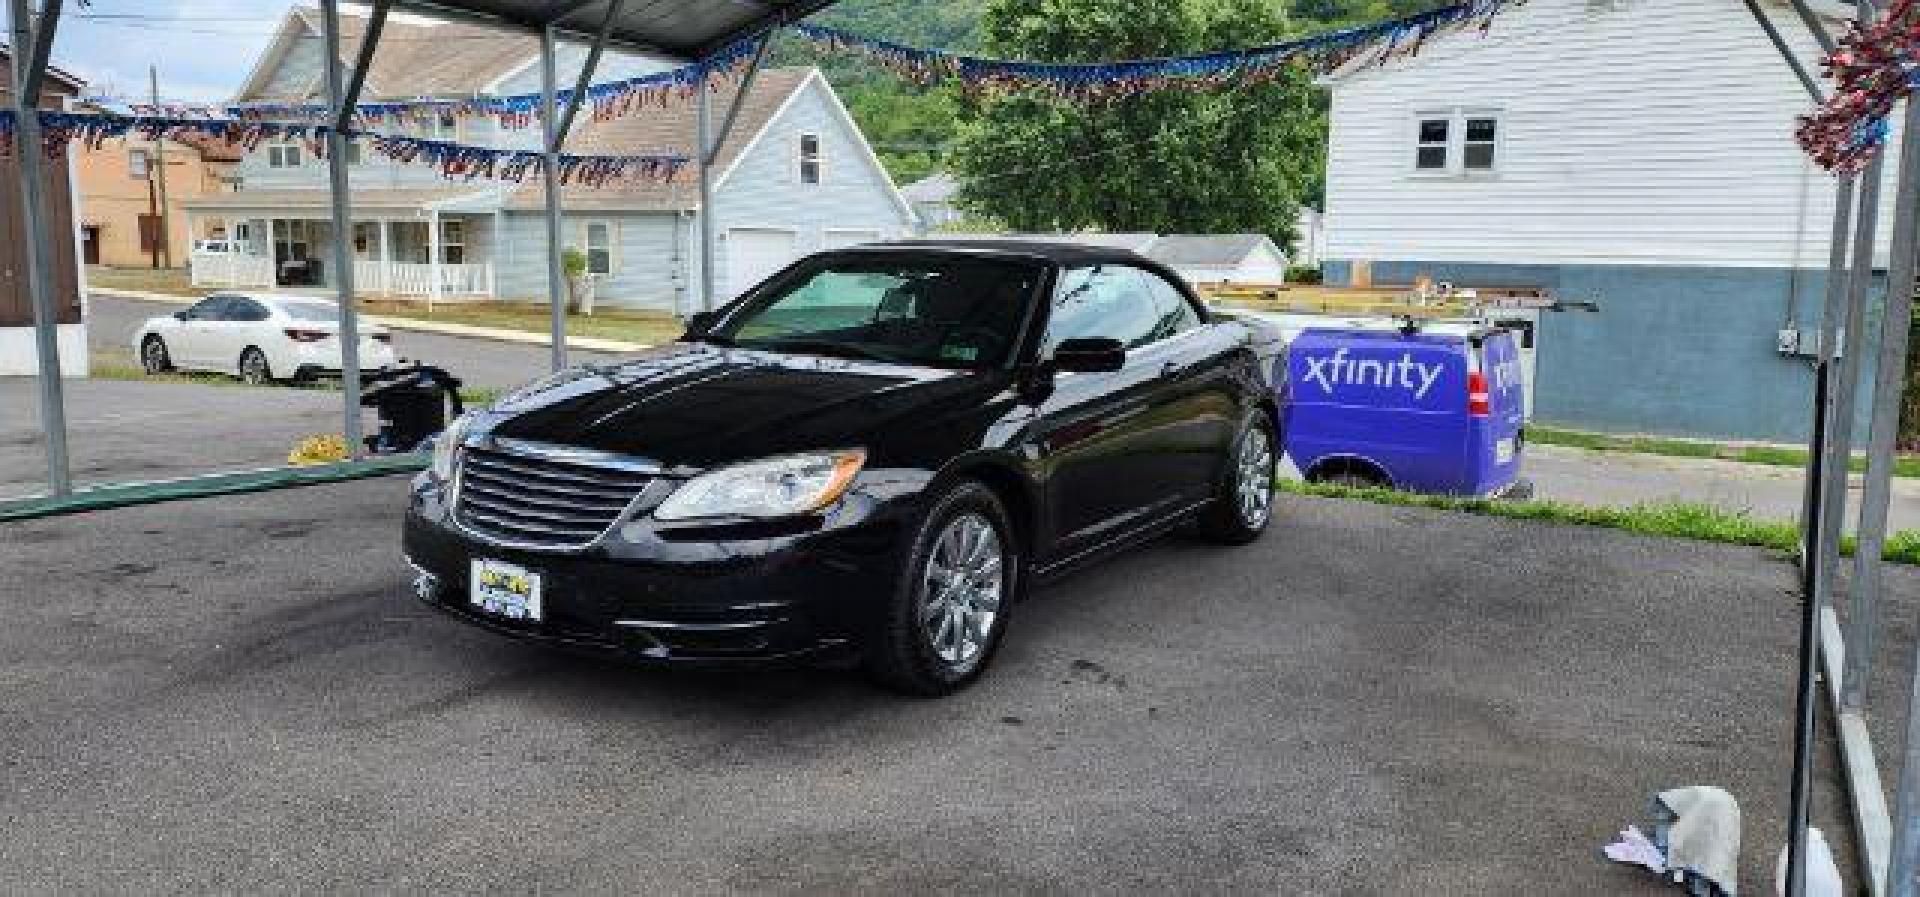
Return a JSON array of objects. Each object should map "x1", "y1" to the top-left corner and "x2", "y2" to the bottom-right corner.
[
  {"x1": 239, "y1": 347, "x2": 272, "y2": 386},
  {"x1": 140, "y1": 337, "x2": 172, "y2": 375},
  {"x1": 1234, "y1": 426, "x2": 1276, "y2": 530},
  {"x1": 1198, "y1": 416, "x2": 1277, "y2": 544},
  {"x1": 864, "y1": 481, "x2": 1018, "y2": 696},
  {"x1": 920, "y1": 511, "x2": 1004, "y2": 672}
]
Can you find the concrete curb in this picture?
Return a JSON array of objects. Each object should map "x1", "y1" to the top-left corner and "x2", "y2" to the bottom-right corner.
[{"x1": 89, "y1": 287, "x2": 653, "y2": 354}]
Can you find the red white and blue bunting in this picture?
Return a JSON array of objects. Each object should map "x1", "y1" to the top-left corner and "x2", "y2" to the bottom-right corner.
[
  {"x1": 0, "y1": 110, "x2": 689, "y2": 187},
  {"x1": 77, "y1": 0, "x2": 1513, "y2": 128},
  {"x1": 1797, "y1": 0, "x2": 1920, "y2": 172},
  {"x1": 788, "y1": 0, "x2": 1513, "y2": 101}
]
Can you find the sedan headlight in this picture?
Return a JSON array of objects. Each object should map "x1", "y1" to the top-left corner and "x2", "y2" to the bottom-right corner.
[
  {"x1": 654, "y1": 449, "x2": 866, "y2": 521},
  {"x1": 430, "y1": 413, "x2": 473, "y2": 481}
]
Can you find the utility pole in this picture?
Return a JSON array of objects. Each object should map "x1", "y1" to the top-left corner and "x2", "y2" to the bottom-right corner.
[{"x1": 150, "y1": 65, "x2": 172, "y2": 268}]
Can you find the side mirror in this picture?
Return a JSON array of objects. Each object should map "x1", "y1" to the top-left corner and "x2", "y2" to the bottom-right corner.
[
  {"x1": 684, "y1": 310, "x2": 719, "y2": 338},
  {"x1": 1050, "y1": 337, "x2": 1127, "y2": 373}
]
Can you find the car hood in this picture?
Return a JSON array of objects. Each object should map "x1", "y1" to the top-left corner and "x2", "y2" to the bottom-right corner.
[{"x1": 483, "y1": 342, "x2": 1013, "y2": 468}]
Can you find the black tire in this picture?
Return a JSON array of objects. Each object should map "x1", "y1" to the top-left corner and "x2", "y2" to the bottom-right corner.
[
  {"x1": 1198, "y1": 414, "x2": 1279, "y2": 545},
  {"x1": 140, "y1": 336, "x2": 173, "y2": 375},
  {"x1": 238, "y1": 347, "x2": 273, "y2": 386},
  {"x1": 863, "y1": 480, "x2": 1020, "y2": 697},
  {"x1": 1318, "y1": 469, "x2": 1387, "y2": 490}
]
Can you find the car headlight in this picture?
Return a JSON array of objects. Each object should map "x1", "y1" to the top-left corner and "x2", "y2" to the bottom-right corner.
[
  {"x1": 430, "y1": 413, "x2": 473, "y2": 481},
  {"x1": 654, "y1": 449, "x2": 866, "y2": 521}
]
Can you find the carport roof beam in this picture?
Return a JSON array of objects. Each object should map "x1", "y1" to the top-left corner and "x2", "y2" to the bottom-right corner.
[{"x1": 387, "y1": 0, "x2": 841, "y2": 61}]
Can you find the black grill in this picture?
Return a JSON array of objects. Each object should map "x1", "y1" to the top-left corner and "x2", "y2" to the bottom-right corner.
[{"x1": 454, "y1": 446, "x2": 653, "y2": 548}]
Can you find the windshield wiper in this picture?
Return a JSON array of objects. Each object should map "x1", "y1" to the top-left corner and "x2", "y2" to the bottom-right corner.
[{"x1": 752, "y1": 337, "x2": 900, "y2": 364}]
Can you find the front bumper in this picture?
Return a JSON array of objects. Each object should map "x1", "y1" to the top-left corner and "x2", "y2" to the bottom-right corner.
[{"x1": 402, "y1": 474, "x2": 917, "y2": 667}]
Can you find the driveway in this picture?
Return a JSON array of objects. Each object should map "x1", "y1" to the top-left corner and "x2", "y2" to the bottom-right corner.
[
  {"x1": 88, "y1": 293, "x2": 634, "y2": 390},
  {"x1": 0, "y1": 481, "x2": 1892, "y2": 893}
]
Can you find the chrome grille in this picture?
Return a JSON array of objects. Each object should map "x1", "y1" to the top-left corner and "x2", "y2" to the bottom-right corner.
[{"x1": 454, "y1": 443, "x2": 655, "y2": 548}]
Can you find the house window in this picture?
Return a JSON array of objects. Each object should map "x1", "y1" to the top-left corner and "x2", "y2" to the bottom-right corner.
[
  {"x1": 415, "y1": 110, "x2": 459, "y2": 142},
  {"x1": 268, "y1": 144, "x2": 302, "y2": 169},
  {"x1": 440, "y1": 219, "x2": 466, "y2": 265},
  {"x1": 128, "y1": 148, "x2": 152, "y2": 180},
  {"x1": 344, "y1": 142, "x2": 364, "y2": 166},
  {"x1": 584, "y1": 222, "x2": 614, "y2": 275},
  {"x1": 1463, "y1": 117, "x2": 1499, "y2": 170},
  {"x1": 1415, "y1": 118, "x2": 1450, "y2": 171},
  {"x1": 798, "y1": 133, "x2": 822, "y2": 185}
]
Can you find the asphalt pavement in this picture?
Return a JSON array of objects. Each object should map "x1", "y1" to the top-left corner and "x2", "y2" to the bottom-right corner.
[
  {"x1": 88, "y1": 293, "x2": 634, "y2": 390},
  {"x1": 0, "y1": 480, "x2": 1896, "y2": 893}
]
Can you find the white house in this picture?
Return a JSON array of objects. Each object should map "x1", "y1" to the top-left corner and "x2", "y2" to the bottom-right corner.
[
  {"x1": 1318, "y1": 0, "x2": 1892, "y2": 441},
  {"x1": 184, "y1": 6, "x2": 916, "y2": 312}
]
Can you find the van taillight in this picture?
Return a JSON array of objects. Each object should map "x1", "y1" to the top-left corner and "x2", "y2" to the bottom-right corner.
[
  {"x1": 285, "y1": 328, "x2": 329, "y2": 343},
  {"x1": 1467, "y1": 372, "x2": 1491, "y2": 418}
]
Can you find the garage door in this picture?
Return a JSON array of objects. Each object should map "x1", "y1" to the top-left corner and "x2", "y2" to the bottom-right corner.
[
  {"x1": 823, "y1": 229, "x2": 883, "y2": 251},
  {"x1": 725, "y1": 228, "x2": 800, "y2": 298}
]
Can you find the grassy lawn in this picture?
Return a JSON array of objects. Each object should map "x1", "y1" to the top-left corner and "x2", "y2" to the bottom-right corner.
[
  {"x1": 1526, "y1": 425, "x2": 1920, "y2": 478},
  {"x1": 358, "y1": 299, "x2": 684, "y2": 346},
  {"x1": 1280, "y1": 479, "x2": 1920, "y2": 565}
]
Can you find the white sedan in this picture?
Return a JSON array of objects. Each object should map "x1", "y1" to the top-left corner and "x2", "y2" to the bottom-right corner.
[{"x1": 133, "y1": 293, "x2": 398, "y2": 385}]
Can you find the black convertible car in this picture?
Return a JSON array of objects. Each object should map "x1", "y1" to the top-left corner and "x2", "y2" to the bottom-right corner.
[{"x1": 403, "y1": 240, "x2": 1287, "y2": 695}]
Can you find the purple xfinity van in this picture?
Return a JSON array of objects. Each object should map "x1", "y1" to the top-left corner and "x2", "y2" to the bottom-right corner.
[{"x1": 1283, "y1": 325, "x2": 1527, "y2": 497}]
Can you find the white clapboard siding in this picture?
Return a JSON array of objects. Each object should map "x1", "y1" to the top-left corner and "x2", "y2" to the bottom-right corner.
[{"x1": 1323, "y1": 0, "x2": 1903, "y2": 269}]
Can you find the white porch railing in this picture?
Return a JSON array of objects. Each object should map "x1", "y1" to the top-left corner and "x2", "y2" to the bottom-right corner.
[
  {"x1": 189, "y1": 252, "x2": 274, "y2": 289},
  {"x1": 353, "y1": 260, "x2": 494, "y2": 297}
]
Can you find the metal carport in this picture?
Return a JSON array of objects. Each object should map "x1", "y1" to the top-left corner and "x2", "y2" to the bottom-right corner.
[{"x1": 9, "y1": 0, "x2": 839, "y2": 498}]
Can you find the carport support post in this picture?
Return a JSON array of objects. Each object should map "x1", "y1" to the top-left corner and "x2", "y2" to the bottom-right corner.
[
  {"x1": 696, "y1": 82, "x2": 714, "y2": 311},
  {"x1": 10, "y1": 0, "x2": 70, "y2": 496},
  {"x1": 1876, "y1": 100, "x2": 1920, "y2": 897},
  {"x1": 1851, "y1": 95, "x2": 1920, "y2": 714},
  {"x1": 541, "y1": 25, "x2": 568, "y2": 372},
  {"x1": 1815, "y1": 0, "x2": 1887, "y2": 630},
  {"x1": 318, "y1": 0, "x2": 386, "y2": 460}
]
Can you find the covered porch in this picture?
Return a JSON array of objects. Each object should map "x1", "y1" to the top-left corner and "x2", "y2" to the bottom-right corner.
[{"x1": 182, "y1": 188, "x2": 501, "y2": 299}]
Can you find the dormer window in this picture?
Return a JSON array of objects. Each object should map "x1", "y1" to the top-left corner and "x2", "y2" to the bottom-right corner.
[{"x1": 798, "y1": 133, "x2": 822, "y2": 185}]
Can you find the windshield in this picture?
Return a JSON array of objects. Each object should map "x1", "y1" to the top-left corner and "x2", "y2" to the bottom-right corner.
[
  {"x1": 279, "y1": 302, "x2": 340, "y2": 322},
  {"x1": 708, "y1": 258, "x2": 1041, "y2": 368}
]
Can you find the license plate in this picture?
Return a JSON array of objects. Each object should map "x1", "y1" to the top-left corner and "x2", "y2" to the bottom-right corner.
[
  {"x1": 470, "y1": 558, "x2": 543, "y2": 622},
  {"x1": 1495, "y1": 438, "x2": 1517, "y2": 464}
]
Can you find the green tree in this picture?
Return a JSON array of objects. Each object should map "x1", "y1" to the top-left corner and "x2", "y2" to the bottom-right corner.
[{"x1": 948, "y1": 0, "x2": 1327, "y2": 251}]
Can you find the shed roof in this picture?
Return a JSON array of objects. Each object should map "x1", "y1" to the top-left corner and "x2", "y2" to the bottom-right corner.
[
  {"x1": 901, "y1": 172, "x2": 957, "y2": 204},
  {"x1": 1145, "y1": 234, "x2": 1280, "y2": 267}
]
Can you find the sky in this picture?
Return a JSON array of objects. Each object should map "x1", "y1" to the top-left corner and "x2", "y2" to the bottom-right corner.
[{"x1": 35, "y1": 1, "x2": 309, "y2": 102}]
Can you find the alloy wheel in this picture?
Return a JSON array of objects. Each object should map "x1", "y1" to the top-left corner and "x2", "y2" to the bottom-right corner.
[
  {"x1": 141, "y1": 339, "x2": 168, "y2": 375},
  {"x1": 1235, "y1": 426, "x2": 1275, "y2": 529},
  {"x1": 240, "y1": 349, "x2": 270, "y2": 386},
  {"x1": 920, "y1": 511, "x2": 1004, "y2": 672}
]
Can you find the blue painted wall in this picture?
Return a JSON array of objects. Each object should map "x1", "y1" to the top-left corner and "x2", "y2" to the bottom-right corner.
[{"x1": 1321, "y1": 259, "x2": 1886, "y2": 443}]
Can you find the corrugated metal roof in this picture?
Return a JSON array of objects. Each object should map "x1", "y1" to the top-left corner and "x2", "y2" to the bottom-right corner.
[{"x1": 391, "y1": 0, "x2": 841, "y2": 60}]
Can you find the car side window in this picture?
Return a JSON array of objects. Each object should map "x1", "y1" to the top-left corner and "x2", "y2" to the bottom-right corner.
[
  {"x1": 1043, "y1": 266, "x2": 1165, "y2": 354},
  {"x1": 229, "y1": 299, "x2": 270, "y2": 322},
  {"x1": 1139, "y1": 268, "x2": 1204, "y2": 337},
  {"x1": 183, "y1": 297, "x2": 227, "y2": 321}
]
